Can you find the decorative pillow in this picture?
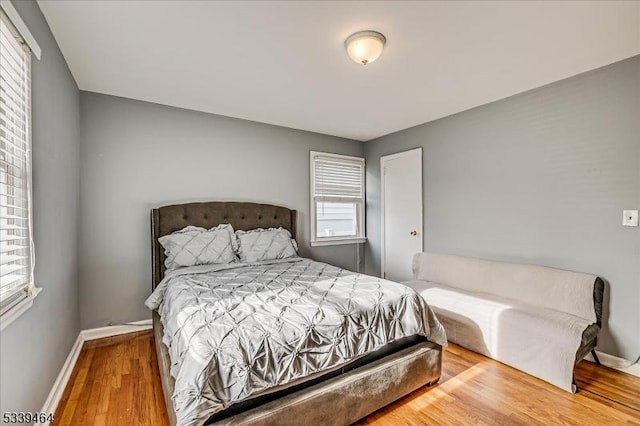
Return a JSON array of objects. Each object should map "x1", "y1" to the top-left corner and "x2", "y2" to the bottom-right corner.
[
  {"x1": 159, "y1": 224, "x2": 238, "y2": 271},
  {"x1": 235, "y1": 228, "x2": 298, "y2": 263}
]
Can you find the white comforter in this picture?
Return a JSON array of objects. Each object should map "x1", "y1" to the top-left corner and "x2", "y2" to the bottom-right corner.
[{"x1": 146, "y1": 258, "x2": 446, "y2": 426}]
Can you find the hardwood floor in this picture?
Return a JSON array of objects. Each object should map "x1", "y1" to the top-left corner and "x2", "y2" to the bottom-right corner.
[
  {"x1": 54, "y1": 330, "x2": 640, "y2": 425},
  {"x1": 360, "y1": 344, "x2": 640, "y2": 426},
  {"x1": 53, "y1": 331, "x2": 168, "y2": 426}
]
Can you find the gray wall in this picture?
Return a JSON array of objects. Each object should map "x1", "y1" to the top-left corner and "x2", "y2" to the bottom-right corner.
[
  {"x1": 364, "y1": 56, "x2": 640, "y2": 361},
  {"x1": 0, "y1": 0, "x2": 81, "y2": 415},
  {"x1": 79, "y1": 92, "x2": 364, "y2": 329}
]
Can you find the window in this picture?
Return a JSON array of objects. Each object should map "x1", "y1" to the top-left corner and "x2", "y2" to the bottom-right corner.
[
  {"x1": 310, "y1": 151, "x2": 365, "y2": 246},
  {"x1": 0, "y1": 8, "x2": 38, "y2": 326}
]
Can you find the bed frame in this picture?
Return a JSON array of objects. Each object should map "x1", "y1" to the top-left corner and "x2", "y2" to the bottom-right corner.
[{"x1": 151, "y1": 201, "x2": 442, "y2": 425}]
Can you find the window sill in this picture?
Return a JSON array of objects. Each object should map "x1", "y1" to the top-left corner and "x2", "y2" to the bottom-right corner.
[
  {"x1": 0, "y1": 290, "x2": 40, "y2": 332},
  {"x1": 310, "y1": 237, "x2": 367, "y2": 247}
]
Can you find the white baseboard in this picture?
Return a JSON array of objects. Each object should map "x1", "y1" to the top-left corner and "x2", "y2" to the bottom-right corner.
[
  {"x1": 80, "y1": 318, "x2": 152, "y2": 341},
  {"x1": 585, "y1": 350, "x2": 640, "y2": 377},
  {"x1": 40, "y1": 334, "x2": 83, "y2": 418},
  {"x1": 40, "y1": 319, "x2": 153, "y2": 424}
]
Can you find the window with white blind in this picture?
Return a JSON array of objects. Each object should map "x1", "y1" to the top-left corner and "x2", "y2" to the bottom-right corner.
[
  {"x1": 310, "y1": 151, "x2": 366, "y2": 246},
  {"x1": 0, "y1": 8, "x2": 37, "y2": 324}
]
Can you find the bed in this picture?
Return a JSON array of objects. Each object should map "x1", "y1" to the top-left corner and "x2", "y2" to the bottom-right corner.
[{"x1": 149, "y1": 201, "x2": 445, "y2": 426}]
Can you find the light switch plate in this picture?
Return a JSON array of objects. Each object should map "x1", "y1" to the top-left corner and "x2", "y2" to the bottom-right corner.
[{"x1": 622, "y1": 210, "x2": 639, "y2": 227}]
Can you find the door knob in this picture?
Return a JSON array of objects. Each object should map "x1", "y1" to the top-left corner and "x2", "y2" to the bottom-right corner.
[{"x1": 410, "y1": 230, "x2": 418, "y2": 236}]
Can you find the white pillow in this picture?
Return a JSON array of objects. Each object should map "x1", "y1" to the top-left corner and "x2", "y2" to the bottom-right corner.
[
  {"x1": 235, "y1": 228, "x2": 298, "y2": 263},
  {"x1": 159, "y1": 224, "x2": 238, "y2": 271}
]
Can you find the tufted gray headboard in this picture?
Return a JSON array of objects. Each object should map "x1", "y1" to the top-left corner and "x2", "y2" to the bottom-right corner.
[{"x1": 151, "y1": 201, "x2": 297, "y2": 289}]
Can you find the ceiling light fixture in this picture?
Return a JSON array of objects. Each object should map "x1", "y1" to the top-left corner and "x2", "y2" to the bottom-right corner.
[{"x1": 344, "y1": 30, "x2": 386, "y2": 65}]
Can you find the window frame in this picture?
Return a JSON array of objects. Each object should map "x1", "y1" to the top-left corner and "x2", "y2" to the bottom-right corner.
[
  {"x1": 310, "y1": 151, "x2": 366, "y2": 247},
  {"x1": 0, "y1": 2, "x2": 40, "y2": 331}
]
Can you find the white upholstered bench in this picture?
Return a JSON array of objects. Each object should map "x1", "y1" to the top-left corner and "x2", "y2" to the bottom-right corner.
[{"x1": 405, "y1": 252, "x2": 603, "y2": 392}]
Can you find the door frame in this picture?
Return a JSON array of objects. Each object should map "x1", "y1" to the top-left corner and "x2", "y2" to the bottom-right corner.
[{"x1": 380, "y1": 147, "x2": 423, "y2": 280}]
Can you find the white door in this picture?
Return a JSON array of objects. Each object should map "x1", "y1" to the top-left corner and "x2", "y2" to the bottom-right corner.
[{"x1": 381, "y1": 148, "x2": 423, "y2": 282}]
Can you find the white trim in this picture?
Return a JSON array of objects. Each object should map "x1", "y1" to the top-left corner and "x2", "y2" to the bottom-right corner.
[
  {"x1": 40, "y1": 319, "x2": 153, "y2": 423},
  {"x1": 81, "y1": 319, "x2": 152, "y2": 341},
  {"x1": 40, "y1": 334, "x2": 83, "y2": 421},
  {"x1": 309, "y1": 150, "x2": 366, "y2": 244},
  {"x1": 585, "y1": 351, "x2": 640, "y2": 378},
  {"x1": 310, "y1": 150, "x2": 365, "y2": 163},
  {"x1": 0, "y1": 0, "x2": 41, "y2": 59},
  {"x1": 310, "y1": 237, "x2": 367, "y2": 247},
  {"x1": 380, "y1": 147, "x2": 423, "y2": 280},
  {"x1": 0, "y1": 291, "x2": 39, "y2": 332}
]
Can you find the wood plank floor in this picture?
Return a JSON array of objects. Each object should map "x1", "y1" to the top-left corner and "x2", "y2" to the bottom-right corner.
[
  {"x1": 54, "y1": 330, "x2": 640, "y2": 425},
  {"x1": 53, "y1": 331, "x2": 168, "y2": 426}
]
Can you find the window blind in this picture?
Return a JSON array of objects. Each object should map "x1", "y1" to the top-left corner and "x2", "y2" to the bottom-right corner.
[
  {"x1": 312, "y1": 155, "x2": 364, "y2": 199},
  {"x1": 0, "y1": 10, "x2": 34, "y2": 315},
  {"x1": 310, "y1": 151, "x2": 365, "y2": 244}
]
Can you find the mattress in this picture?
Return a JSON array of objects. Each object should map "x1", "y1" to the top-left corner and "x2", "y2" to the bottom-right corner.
[{"x1": 146, "y1": 257, "x2": 446, "y2": 426}]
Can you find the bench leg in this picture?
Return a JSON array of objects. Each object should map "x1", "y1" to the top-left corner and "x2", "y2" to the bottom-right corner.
[{"x1": 591, "y1": 349, "x2": 601, "y2": 365}]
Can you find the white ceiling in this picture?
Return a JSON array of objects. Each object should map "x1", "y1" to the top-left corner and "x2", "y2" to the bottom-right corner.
[{"x1": 38, "y1": 1, "x2": 639, "y2": 141}]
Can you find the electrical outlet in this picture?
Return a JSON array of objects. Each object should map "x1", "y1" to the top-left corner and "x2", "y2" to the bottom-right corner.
[{"x1": 622, "y1": 210, "x2": 639, "y2": 227}]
